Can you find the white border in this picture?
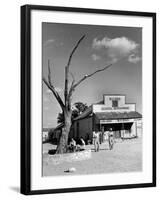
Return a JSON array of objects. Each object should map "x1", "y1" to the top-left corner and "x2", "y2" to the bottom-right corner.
[{"x1": 31, "y1": 9, "x2": 153, "y2": 190}]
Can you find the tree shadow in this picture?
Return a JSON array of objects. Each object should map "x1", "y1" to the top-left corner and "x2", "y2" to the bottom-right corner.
[
  {"x1": 48, "y1": 149, "x2": 56, "y2": 155},
  {"x1": 101, "y1": 148, "x2": 110, "y2": 150},
  {"x1": 48, "y1": 148, "x2": 85, "y2": 155},
  {"x1": 91, "y1": 148, "x2": 110, "y2": 151}
]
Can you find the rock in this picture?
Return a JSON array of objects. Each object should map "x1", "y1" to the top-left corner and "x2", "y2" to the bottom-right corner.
[
  {"x1": 65, "y1": 167, "x2": 76, "y2": 173},
  {"x1": 69, "y1": 167, "x2": 76, "y2": 172}
]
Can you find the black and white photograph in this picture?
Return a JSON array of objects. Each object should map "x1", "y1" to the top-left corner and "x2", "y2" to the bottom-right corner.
[
  {"x1": 0, "y1": 0, "x2": 159, "y2": 199},
  {"x1": 20, "y1": 5, "x2": 156, "y2": 194},
  {"x1": 42, "y1": 22, "x2": 143, "y2": 176}
]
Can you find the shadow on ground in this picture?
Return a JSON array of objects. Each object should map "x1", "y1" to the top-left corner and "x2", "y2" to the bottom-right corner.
[{"x1": 91, "y1": 148, "x2": 110, "y2": 151}]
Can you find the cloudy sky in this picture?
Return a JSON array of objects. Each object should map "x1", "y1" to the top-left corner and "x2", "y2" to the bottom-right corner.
[{"x1": 42, "y1": 23, "x2": 142, "y2": 128}]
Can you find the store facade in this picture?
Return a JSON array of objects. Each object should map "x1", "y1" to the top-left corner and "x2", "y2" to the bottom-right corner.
[{"x1": 70, "y1": 94, "x2": 142, "y2": 142}]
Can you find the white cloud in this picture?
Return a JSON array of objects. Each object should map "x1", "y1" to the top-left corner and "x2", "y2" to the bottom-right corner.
[
  {"x1": 46, "y1": 89, "x2": 52, "y2": 94},
  {"x1": 44, "y1": 39, "x2": 55, "y2": 47},
  {"x1": 91, "y1": 54, "x2": 101, "y2": 61},
  {"x1": 128, "y1": 54, "x2": 141, "y2": 64},
  {"x1": 55, "y1": 87, "x2": 63, "y2": 93},
  {"x1": 92, "y1": 36, "x2": 140, "y2": 63},
  {"x1": 44, "y1": 39, "x2": 64, "y2": 48},
  {"x1": 46, "y1": 87, "x2": 63, "y2": 94}
]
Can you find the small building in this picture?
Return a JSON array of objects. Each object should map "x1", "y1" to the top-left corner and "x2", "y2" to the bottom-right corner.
[
  {"x1": 42, "y1": 124, "x2": 64, "y2": 144},
  {"x1": 70, "y1": 94, "x2": 142, "y2": 142},
  {"x1": 51, "y1": 123, "x2": 64, "y2": 144},
  {"x1": 42, "y1": 128, "x2": 50, "y2": 142}
]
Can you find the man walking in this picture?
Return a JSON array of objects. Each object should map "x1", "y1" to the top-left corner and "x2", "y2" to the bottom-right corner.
[
  {"x1": 93, "y1": 131, "x2": 100, "y2": 152},
  {"x1": 108, "y1": 128, "x2": 114, "y2": 150}
]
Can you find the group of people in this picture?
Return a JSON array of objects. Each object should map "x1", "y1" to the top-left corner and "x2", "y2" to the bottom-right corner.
[
  {"x1": 68, "y1": 128, "x2": 114, "y2": 153},
  {"x1": 68, "y1": 137, "x2": 85, "y2": 152},
  {"x1": 93, "y1": 128, "x2": 114, "y2": 152}
]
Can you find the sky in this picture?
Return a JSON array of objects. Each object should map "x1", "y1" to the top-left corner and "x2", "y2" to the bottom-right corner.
[{"x1": 42, "y1": 22, "x2": 142, "y2": 128}]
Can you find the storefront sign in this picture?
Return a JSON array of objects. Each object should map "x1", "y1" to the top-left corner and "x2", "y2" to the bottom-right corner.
[
  {"x1": 109, "y1": 97, "x2": 121, "y2": 101},
  {"x1": 93, "y1": 104, "x2": 135, "y2": 113},
  {"x1": 100, "y1": 119, "x2": 135, "y2": 124},
  {"x1": 101, "y1": 106, "x2": 129, "y2": 110}
]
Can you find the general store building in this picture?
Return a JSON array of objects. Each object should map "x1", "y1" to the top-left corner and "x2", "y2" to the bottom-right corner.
[{"x1": 70, "y1": 94, "x2": 142, "y2": 142}]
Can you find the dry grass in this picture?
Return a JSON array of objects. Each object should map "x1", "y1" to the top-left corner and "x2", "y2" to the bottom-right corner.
[{"x1": 42, "y1": 138, "x2": 142, "y2": 176}]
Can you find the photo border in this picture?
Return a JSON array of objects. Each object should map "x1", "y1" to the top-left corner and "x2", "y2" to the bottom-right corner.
[{"x1": 20, "y1": 4, "x2": 156, "y2": 195}]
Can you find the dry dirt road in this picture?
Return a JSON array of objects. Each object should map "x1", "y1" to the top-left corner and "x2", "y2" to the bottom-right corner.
[{"x1": 43, "y1": 138, "x2": 142, "y2": 176}]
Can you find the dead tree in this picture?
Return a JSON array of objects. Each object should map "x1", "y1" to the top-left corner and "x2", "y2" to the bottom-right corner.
[{"x1": 43, "y1": 35, "x2": 112, "y2": 154}]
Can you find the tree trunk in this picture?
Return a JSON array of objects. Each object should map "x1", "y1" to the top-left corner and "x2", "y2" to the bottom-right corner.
[{"x1": 56, "y1": 110, "x2": 72, "y2": 154}]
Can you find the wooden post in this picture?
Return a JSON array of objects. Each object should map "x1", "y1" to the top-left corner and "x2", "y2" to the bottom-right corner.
[
  {"x1": 100, "y1": 123, "x2": 102, "y2": 144},
  {"x1": 122, "y1": 123, "x2": 124, "y2": 140},
  {"x1": 135, "y1": 122, "x2": 137, "y2": 137},
  {"x1": 102, "y1": 125, "x2": 104, "y2": 143}
]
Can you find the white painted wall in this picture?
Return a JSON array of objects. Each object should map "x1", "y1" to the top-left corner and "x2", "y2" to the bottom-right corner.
[
  {"x1": 93, "y1": 95, "x2": 136, "y2": 113},
  {"x1": 104, "y1": 95, "x2": 125, "y2": 107}
]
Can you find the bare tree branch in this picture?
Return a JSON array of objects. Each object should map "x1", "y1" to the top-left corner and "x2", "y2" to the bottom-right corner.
[
  {"x1": 47, "y1": 59, "x2": 53, "y2": 87},
  {"x1": 69, "y1": 71, "x2": 75, "y2": 90},
  {"x1": 64, "y1": 66, "x2": 69, "y2": 107},
  {"x1": 64, "y1": 35, "x2": 85, "y2": 107},
  {"x1": 67, "y1": 72, "x2": 76, "y2": 108},
  {"x1": 72, "y1": 63, "x2": 113, "y2": 90},
  {"x1": 43, "y1": 77, "x2": 65, "y2": 110},
  {"x1": 67, "y1": 35, "x2": 85, "y2": 67}
]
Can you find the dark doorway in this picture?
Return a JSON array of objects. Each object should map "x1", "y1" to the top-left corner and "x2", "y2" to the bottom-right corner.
[{"x1": 101, "y1": 122, "x2": 133, "y2": 138}]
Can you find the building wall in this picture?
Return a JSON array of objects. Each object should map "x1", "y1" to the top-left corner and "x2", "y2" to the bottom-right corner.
[
  {"x1": 42, "y1": 131, "x2": 48, "y2": 142},
  {"x1": 69, "y1": 95, "x2": 142, "y2": 142},
  {"x1": 93, "y1": 95, "x2": 136, "y2": 113},
  {"x1": 131, "y1": 122, "x2": 136, "y2": 137},
  {"x1": 104, "y1": 95, "x2": 125, "y2": 107},
  {"x1": 71, "y1": 117, "x2": 93, "y2": 142},
  {"x1": 136, "y1": 120, "x2": 143, "y2": 138},
  {"x1": 120, "y1": 122, "x2": 136, "y2": 138}
]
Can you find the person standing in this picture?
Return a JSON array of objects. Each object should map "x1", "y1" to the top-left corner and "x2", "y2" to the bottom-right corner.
[
  {"x1": 93, "y1": 131, "x2": 100, "y2": 152},
  {"x1": 80, "y1": 137, "x2": 85, "y2": 150},
  {"x1": 108, "y1": 128, "x2": 114, "y2": 150},
  {"x1": 69, "y1": 138, "x2": 76, "y2": 152},
  {"x1": 99, "y1": 131, "x2": 102, "y2": 144}
]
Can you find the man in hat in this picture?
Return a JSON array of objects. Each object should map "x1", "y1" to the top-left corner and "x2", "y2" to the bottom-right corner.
[
  {"x1": 108, "y1": 128, "x2": 114, "y2": 150},
  {"x1": 93, "y1": 131, "x2": 100, "y2": 152}
]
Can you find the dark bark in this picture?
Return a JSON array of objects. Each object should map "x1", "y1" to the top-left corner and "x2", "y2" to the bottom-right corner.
[
  {"x1": 55, "y1": 36, "x2": 86, "y2": 154},
  {"x1": 56, "y1": 110, "x2": 72, "y2": 154}
]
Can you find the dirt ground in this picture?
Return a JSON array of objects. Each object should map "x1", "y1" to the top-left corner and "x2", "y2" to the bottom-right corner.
[{"x1": 42, "y1": 138, "x2": 142, "y2": 176}]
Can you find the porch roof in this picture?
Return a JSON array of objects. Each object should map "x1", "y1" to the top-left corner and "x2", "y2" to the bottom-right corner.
[{"x1": 95, "y1": 111, "x2": 142, "y2": 122}]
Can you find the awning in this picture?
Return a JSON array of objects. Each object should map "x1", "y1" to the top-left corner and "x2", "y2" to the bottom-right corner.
[{"x1": 94, "y1": 111, "x2": 142, "y2": 124}]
